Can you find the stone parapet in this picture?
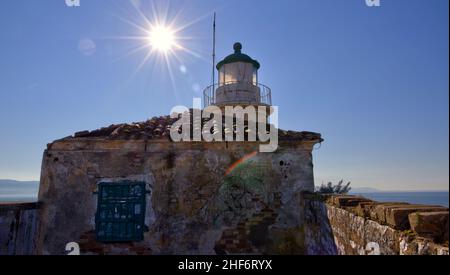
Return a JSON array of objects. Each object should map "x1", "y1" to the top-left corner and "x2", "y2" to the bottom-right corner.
[
  {"x1": 322, "y1": 194, "x2": 449, "y2": 255},
  {"x1": 0, "y1": 202, "x2": 39, "y2": 255}
]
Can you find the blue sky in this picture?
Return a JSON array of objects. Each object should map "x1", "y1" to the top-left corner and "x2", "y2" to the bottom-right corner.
[{"x1": 0, "y1": 0, "x2": 448, "y2": 191}]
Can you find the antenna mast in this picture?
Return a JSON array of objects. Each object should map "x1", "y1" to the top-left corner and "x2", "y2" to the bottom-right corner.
[{"x1": 212, "y1": 12, "x2": 216, "y2": 87}]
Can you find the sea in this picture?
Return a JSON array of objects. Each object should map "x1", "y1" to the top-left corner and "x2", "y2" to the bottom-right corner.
[
  {"x1": 0, "y1": 182, "x2": 448, "y2": 207},
  {"x1": 0, "y1": 181, "x2": 39, "y2": 203},
  {"x1": 350, "y1": 191, "x2": 449, "y2": 207}
]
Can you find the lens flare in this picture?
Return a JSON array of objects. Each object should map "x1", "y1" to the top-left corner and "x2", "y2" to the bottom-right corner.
[{"x1": 225, "y1": 151, "x2": 258, "y2": 176}]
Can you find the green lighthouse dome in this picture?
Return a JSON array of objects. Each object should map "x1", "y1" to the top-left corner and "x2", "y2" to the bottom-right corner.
[{"x1": 216, "y1": 42, "x2": 260, "y2": 70}]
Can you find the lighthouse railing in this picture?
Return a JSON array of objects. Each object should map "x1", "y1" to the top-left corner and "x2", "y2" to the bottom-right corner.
[{"x1": 203, "y1": 81, "x2": 272, "y2": 108}]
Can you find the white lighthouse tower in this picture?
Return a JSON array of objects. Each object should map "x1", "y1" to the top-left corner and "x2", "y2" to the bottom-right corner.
[{"x1": 204, "y1": 42, "x2": 272, "y2": 111}]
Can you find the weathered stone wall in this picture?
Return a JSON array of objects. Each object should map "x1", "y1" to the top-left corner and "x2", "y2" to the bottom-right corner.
[
  {"x1": 5, "y1": 134, "x2": 447, "y2": 255},
  {"x1": 318, "y1": 195, "x2": 449, "y2": 255},
  {"x1": 2, "y1": 188, "x2": 447, "y2": 255},
  {"x1": 0, "y1": 202, "x2": 39, "y2": 255},
  {"x1": 302, "y1": 196, "x2": 339, "y2": 255},
  {"x1": 36, "y1": 138, "x2": 318, "y2": 255}
]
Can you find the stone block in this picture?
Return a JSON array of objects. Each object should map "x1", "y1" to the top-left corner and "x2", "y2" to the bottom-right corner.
[
  {"x1": 354, "y1": 201, "x2": 376, "y2": 217},
  {"x1": 369, "y1": 203, "x2": 411, "y2": 224},
  {"x1": 332, "y1": 196, "x2": 371, "y2": 208},
  {"x1": 385, "y1": 206, "x2": 448, "y2": 230},
  {"x1": 409, "y1": 211, "x2": 449, "y2": 243}
]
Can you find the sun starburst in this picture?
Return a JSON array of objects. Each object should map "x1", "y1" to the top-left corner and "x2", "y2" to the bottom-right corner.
[
  {"x1": 147, "y1": 25, "x2": 176, "y2": 53},
  {"x1": 108, "y1": 0, "x2": 212, "y2": 89}
]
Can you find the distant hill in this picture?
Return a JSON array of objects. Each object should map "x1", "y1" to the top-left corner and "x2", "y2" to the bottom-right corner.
[
  {"x1": 0, "y1": 179, "x2": 39, "y2": 184},
  {"x1": 0, "y1": 179, "x2": 39, "y2": 189},
  {"x1": 349, "y1": 187, "x2": 381, "y2": 193}
]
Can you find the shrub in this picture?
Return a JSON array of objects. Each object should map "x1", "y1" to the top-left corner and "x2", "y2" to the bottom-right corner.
[{"x1": 316, "y1": 180, "x2": 351, "y2": 194}]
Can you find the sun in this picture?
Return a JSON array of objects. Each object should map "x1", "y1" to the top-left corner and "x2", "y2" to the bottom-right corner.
[
  {"x1": 148, "y1": 25, "x2": 176, "y2": 53},
  {"x1": 110, "y1": 1, "x2": 208, "y2": 85}
]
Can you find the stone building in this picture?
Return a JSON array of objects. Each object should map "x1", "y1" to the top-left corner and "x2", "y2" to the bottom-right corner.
[
  {"x1": 1, "y1": 43, "x2": 447, "y2": 255},
  {"x1": 35, "y1": 43, "x2": 324, "y2": 254}
]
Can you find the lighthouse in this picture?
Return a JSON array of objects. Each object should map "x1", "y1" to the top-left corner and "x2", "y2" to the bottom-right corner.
[{"x1": 204, "y1": 42, "x2": 272, "y2": 111}]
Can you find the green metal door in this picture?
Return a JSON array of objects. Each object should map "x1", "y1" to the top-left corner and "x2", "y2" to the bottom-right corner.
[{"x1": 95, "y1": 181, "x2": 146, "y2": 242}]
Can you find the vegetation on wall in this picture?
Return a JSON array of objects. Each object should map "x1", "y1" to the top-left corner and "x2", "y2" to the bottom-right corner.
[{"x1": 316, "y1": 180, "x2": 351, "y2": 194}]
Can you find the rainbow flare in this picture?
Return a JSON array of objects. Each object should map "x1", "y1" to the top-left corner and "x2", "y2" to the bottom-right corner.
[{"x1": 225, "y1": 151, "x2": 258, "y2": 176}]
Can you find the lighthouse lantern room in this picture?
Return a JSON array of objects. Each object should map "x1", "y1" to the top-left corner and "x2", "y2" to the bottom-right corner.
[{"x1": 204, "y1": 42, "x2": 272, "y2": 109}]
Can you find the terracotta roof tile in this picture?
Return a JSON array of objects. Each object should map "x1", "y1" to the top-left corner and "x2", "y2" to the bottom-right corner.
[{"x1": 65, "y1": 112, "x2": 323, "y2": 142}]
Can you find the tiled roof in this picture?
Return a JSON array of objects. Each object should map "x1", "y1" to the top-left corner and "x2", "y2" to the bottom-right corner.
[{"x1": 64, "y1": 113, "x2": 323, "y2": 142}]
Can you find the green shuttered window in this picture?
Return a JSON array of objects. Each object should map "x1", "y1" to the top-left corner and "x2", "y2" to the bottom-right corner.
[{"x1": 95, "y1": 181, "x2": 146, "y2": 242}]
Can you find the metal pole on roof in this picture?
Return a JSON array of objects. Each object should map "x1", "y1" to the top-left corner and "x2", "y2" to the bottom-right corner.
[{"x1": 212, "y1": 12, "x2": 216, "y2": 87}]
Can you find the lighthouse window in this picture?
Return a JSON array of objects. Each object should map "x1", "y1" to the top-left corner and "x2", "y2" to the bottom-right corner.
[
  {"x1": 219, "y1": 67, "x2": 225, "y2": 86},
  {"x1": 224, "y1": 64, "x2": 236, "y2": 84},
  {"x1": 95, "y1": 181, "x2": 146, "y2": 242}
]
